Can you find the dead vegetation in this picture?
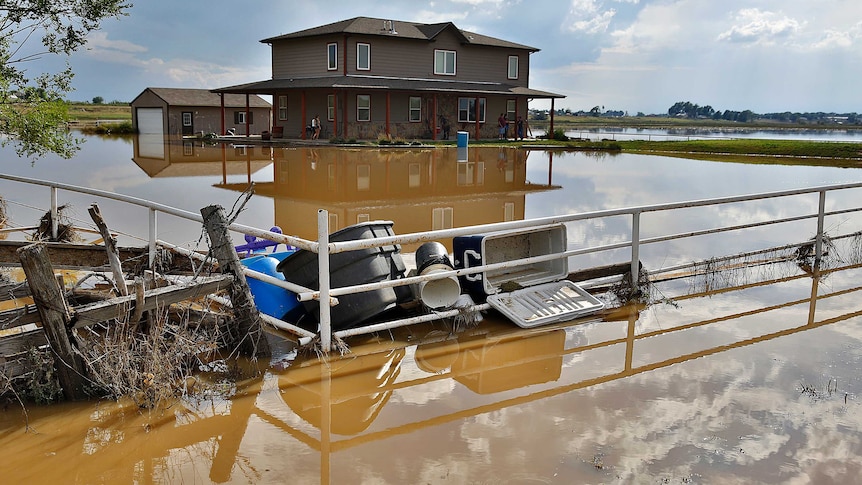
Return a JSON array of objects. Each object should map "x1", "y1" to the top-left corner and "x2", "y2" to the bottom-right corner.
[{"x1": 74, "y1": 302, "x2": 227, "y2": 409}]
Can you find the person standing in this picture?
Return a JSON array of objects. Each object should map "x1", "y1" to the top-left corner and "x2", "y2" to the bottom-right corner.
[
  {"x1": 498, "y1": 113, "x2": 506, "y2": 140},
  {"x1": 516, "y1": 115, "x2": 525, "y2": 140},
  {"x1": 311, "y1": 115, "x2": 321, "y2": 140}
]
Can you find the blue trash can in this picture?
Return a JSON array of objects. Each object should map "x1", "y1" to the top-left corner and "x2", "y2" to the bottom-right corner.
[{"x1": 457, "y1": 131, "x2": 469, "y2": 148}]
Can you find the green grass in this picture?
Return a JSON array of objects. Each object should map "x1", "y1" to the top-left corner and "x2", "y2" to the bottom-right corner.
[{"x1": 618, "y1": 139, "x2": 862, "y2": 159}]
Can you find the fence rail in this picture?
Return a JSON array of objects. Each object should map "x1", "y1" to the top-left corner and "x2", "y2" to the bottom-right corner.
[{"x1": 3, "y1": 173, "x2": 861, "y2": 352}]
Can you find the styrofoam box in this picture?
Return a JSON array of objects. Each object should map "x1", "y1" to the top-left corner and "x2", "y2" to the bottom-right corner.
[{"x1": 453, "y1": 223, "x2": 568, "y2": 296}]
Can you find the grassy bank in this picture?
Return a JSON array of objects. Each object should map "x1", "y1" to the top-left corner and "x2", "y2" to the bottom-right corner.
[
  {"x1": 619, "y1": 139, "x2": 862, "y2": 160},
  {"x1": 66, "y1": 103, "x2": 131, "y2": 123}
]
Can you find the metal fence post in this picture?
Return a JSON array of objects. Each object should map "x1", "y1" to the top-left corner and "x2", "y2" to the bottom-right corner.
[
  {"x1": 149, "y1": 208, "x2": 157, "y2": 269},
  {"x1": 318, "y1": 209, "x2": 332, "y2": 352},
  {"x1": 50, "y1": 186, "x2": 58, "y2": 241},
  {"x1": 631, "y1": 210, "x2": 641, "y2": 289},
  {"x1": 815, "y1": 190, "x2": 826, "y2": 267}
]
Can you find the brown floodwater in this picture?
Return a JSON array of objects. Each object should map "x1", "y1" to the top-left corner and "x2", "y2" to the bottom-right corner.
[{"x1": 2, "y1": 138, "x2": 862, "y2": 483}]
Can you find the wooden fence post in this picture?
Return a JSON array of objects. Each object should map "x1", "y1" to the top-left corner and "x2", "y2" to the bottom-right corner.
[
  {"x1": 201, "y1": 205, "x2": 271, "y2": 357},
  {"x1": 17, "y1": 243, "x2": 88, "y2": 401}
]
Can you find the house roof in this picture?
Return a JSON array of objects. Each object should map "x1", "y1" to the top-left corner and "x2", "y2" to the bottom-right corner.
[
  {"x1": 261, "y1": 16, "x2": 539, "y2": 52},
  {"x1": 134, "y1": 87, "x2": 271, "y2": 108},
  {"x1": 213, "y1": 75, "x2": 565, "y2": 99}
]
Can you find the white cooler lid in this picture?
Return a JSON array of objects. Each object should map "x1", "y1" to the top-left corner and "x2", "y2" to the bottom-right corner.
[{"x1": 486, "y1": 280, "x2": 604, "y2": 328}]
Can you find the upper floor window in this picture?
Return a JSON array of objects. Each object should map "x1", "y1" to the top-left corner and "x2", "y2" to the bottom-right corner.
[
  {"x1": 357, "y1": 43, "x2": 370, "y2": 70},
  {"x1": 409, "y1": 96, "x2": 421, "y2": 122},
  {"x1": 278, "y1": 95, "x2": 288, "y2": 121},
  {"x1": 327, "y1": 42, "x2": 338, "y2": 70},
  {"x1": 357, "y1": 94, "x2": 370, "y2": 121},
  {"x1": 508, "y1": 55, "x2": 518, "y2": 79},
  {"x1": 458, "y1": 97, "x2": 485, "y2": 123},
  {"x1": 434, "y1": 49, "x2": 456, "y2": 75}
]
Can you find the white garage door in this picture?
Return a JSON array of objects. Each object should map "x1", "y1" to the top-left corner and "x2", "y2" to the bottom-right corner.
[{"x1": 136, "y1": 108, "x2": 164, "y2": 134}]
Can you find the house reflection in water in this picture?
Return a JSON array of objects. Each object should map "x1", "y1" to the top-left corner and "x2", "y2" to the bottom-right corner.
[
  {"x1": 131, "y1": 136, "x2": 561, "y2": 249},
  {"x1": 218, "y1": 145, "x2": 560, "y2": 249},
  {"x1": 132, "y1": 135, "x2": 275, "y2": 182}
]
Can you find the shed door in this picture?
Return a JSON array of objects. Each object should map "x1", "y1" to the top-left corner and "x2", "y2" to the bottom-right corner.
[{"x1": 136, "y1": 108, "x2": 164, "y2": 134}]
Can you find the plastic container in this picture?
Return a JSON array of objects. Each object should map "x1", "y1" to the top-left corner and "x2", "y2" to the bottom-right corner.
[
  {"x1": 275, "y1": 221, "x2": 411, "y2": 329},
  {"x1": 457, "y1": 131, "x2": 469, "y2": 148},
  {"x1": 453, "y1": 223, "x2": 568, "y2": 296},
  {"x1": 241, "y1": 254, "x2": 302, "y2": 320},
  {"x1": 415, "y1": 241, "x2": 461, "y2": 310}
]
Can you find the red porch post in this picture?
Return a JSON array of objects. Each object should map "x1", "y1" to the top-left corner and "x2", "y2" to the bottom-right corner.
[
  {"x1": 332, "y1": 92, "x2": 338, "y2": 138},
  {"x1": 219, "y1": 93, "x2": 225, "y2": 135},
  {"x1": 432, "y1": 94, "x2": 437, "y2": 141},
  {"x1": 245, "y1": 94, "x2": 250, "y2": 137},
  {"x1": 549, "y1": 98, "x2": 555, "y2": 139},
  {"x1": 474, "y1": 96, "x2": 480, "y2": 140},
  {"x1": 301, "y1": 91, "x2": 307, "y2": 139},
  {"x1": 386, "y1": 92, "x2": 391, "y2": 136},
  {"x1": 342, "y1": 91, "x2": 348, "y2": 138}
]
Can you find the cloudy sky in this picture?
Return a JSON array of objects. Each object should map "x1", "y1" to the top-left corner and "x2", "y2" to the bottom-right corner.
[{"x1": 30, "y1": 0, "x2": 862, "y2": 115}]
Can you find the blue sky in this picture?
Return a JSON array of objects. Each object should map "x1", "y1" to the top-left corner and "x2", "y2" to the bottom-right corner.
[{"x1": 35, "y1": 0, "x2": 862, "y2": 115}]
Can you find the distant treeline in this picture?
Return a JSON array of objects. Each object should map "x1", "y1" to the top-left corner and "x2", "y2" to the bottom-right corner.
[{"x1": 533, "y1": 101, "x2": 861, "y2": 125}]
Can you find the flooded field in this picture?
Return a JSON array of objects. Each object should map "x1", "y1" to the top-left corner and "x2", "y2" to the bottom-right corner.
[{"x1": 2, "y1": 137, "x2": 862, "y2": 483}]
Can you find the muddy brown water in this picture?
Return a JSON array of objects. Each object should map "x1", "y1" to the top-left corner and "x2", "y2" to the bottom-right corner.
[{"x1": 2, "y1": 138, "x2": 862, "y2": 483}]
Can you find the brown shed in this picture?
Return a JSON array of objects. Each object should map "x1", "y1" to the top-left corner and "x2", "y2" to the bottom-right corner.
[{"x1": 130, "y1": 87, "x2": 271, "y2": 137}]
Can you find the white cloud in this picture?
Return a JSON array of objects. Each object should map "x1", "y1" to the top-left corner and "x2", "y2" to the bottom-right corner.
[
  {"x1": 718, "y1": 8, "x2": 802, "y2": 45},
  {"x1": 84, "y1": 32, "x2": 147, "y2": 53},
  {"x1": 566, "y1": 0, "x2": 617, "y2": 34}
]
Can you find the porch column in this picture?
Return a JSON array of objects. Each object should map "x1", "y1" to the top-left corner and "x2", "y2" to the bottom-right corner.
[
  {"x1": 342, "y1": 91, "x2": 348, "y2": 139},
  {"x1": 432, "y1": 94, "x2": 437, "y2": 141},
  {"x1": 474, "y1": 96, "x2": 480, "y2": 140},
  {"x1": 245, "y1": 94, "x2": 250, "y2": 137},
  {"x1": 333, "y1": 92, "x2": 338, "y2": 138},
  {"x1": 219, "y1": 93, "x2": 225, "y2": 135},
  {"x1": 301, "y1": 91, "x2": 307, "y2": 139},
  {"x1": 549, "y1": 98, "x2": 555, "y2": 139},
  {"x1": 386, "y1": 92, "x2": 391, "y2": 136}
]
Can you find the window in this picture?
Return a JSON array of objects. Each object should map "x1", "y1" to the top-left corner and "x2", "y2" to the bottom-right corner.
[
  {"x1": 409, "y1": 97, "x2": 421, "y2": 122},
  {"x1": 457, "y1": 97, "x2": 486, "y2": 123},
  {"x1": 357, "y1": 43, "x2": 370, "y2": 70},
  {"x1": 357, "y1": 94, "x2": 370, "y2": 122},
  {"x1": 327, "y1": 42, "x2": 338, "y2": 70},
  {"x1": 182, "y1": 112, "x2": 192, "y2": 127},
  {"x1": 234, "y1": 111, "x2": 252, "y2": 124},
  {"x1": 357, "y1": 214, "x2": 370, "y2": 224},
  {"x1": 434, "y1": 50, "x2": 456, "y2": 75},
  {"x1": 327, "y1": 94, "x2": 336, "y2": 121},
  {"x1": 278, "y1": 95, "x2": 288, "y2": 121},
  {"x1": 504, "y1": 202, "x2": 515, "y2": 221},
  {"x1": 408, "y1": 163, "x2": 421, "y2": 187},
  {"x1": 507, "y1": 99, "x2": 516, "y2": 125},
  {"x1": 433, "y1": 207, "x2": 454, "y2": 230},
  {"x1": 508, "y1": 55, "x2": 518, "y2": 79},
  {"x1": 357, "y1": 164, "x2": 371, "y2": 190}
]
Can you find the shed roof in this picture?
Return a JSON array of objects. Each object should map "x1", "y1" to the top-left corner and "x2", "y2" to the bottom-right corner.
[
  {"x1": 261, "y1": 16, "x2": 539, "y2": 52},
  {"x1": 135, "y1": 88, "x2": 271, "y2": 108}
]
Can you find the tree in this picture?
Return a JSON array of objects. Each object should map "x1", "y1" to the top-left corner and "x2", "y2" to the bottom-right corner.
[
  {"x1": 0, "y1": 1, "x2": 131, "y2": 159},
  {"x1": 92, "y1": 96, "x2": 104, "y2": 104}
]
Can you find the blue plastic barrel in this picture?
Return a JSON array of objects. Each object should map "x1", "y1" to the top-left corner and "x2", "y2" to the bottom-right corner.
[
  {"x1": 457, "y1": 131, "x2": 469, "y2": 148},
  {"x1": 241, "y1": 254, "x2": 302, "y2": 320}
]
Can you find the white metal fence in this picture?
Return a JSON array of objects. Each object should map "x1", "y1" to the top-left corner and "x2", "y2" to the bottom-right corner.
[{"x1": 3, "y1": 173, "x2": 862, "y2": 352}]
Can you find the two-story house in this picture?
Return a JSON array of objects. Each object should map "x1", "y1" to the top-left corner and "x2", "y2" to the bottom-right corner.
[{"x1": 213, "y1": 16, "x2": 563, "y2": 140}]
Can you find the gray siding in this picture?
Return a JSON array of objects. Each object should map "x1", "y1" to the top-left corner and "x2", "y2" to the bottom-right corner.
[{"x1": 271, "y1": 30, "x2": 531, "y2": 86}]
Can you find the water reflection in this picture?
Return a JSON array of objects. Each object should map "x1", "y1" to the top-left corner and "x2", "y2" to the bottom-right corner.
[
  {"x1": 132, "y1": 137, "x2": 560, "y2": 250},
  {"x1": 3, "y1": 136, "x2": 862, "y2": 483}
]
